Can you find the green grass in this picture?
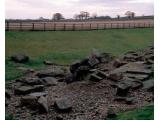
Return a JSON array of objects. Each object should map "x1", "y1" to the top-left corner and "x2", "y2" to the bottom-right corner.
[
  {"x1": 5, "y1": 28, "x2": 153, "y2": 81},
  {"x1": 106, "y1": 105, "x2": 154, "y2": 120}
]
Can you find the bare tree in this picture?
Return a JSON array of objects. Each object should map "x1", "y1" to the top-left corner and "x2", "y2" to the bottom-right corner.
[
  {"x1": 125, "y1": 11, "x2": 136, "y2": 19},
  {"x1": 52, "y1": 13, "x2": 64, "y2": 20},
  {"x1": 80, "y1": 11, "x2": 90, "y2": 19}
]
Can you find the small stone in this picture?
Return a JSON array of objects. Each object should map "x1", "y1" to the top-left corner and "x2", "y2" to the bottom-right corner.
[
  {"x1": 11, "y1": 53, "x2": 29, "y2": 63},
  {"x1": 54, "y1": 97, "x2": 72, "y2": 113},
  {"x1": 38, "y1": 96, "x2": 48, "y2": 113}
]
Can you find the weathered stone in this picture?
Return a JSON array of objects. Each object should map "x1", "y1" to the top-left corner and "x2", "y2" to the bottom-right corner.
[
  {"x1": 54, "y1": 98, "x2": 72, "y2": 113},
  {"x1": 37, "y1": 68, "x2": 65, "y2": 78},
  {"x1": 88, "y1": 56, "x2": 99, "y2": 67},
  {"x1": 126, "y1": 69, "x2": 152, "y2": 75},
  {"x1": 89, "y1": 74, "x2": 103, "y2": 82},
  {"x1": 14, "y1": 85, "x2": 44, "y2": 95},
  {"x1": 29, "y1": 92, "x2": 48, "y2": 97},
  {"x1": 121, "y1": 78, "x2": 143, "y2": 90},
  {"x1": 124, "y1": 73, "x2": 149, "y2": 81},
  {"x1": 20, "y1": 96, "x2": 38, "y2": 108},
  {"x1": 18, "y1": 77, "x2": 42, "y2": 85},
  {"x1": 41, "y1": 77, "x2": 58, "y2": 86},
  {"x1": 116, "y1": 82, "x2": 131, "y2": 96},
  {"x1": 11, "y1": 53, "x2": 29, "y2": 63},
  {"x1": 108, "y1": 72, "x2": 123, "y2": 81},
  {"x1": 113, "y1": 59, "x2": 126, "y2": 68},
  {"x1": 142, "y1": 79, "x2": 154, "y2": 92},
  {"x1": 38, "y1": 96, "x2": 48, "y2": 113}
]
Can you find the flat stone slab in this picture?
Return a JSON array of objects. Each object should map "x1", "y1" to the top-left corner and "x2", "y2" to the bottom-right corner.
[
  {"x1": 41, "y1": 77, "x2": 58, "y2": 86},
  {"x1": 14, "y1": 85, "x2": 44, "y2": 95},
  {"x1": 29, "y1": 92, "x2": 48, "y2": 97},
  {"x1": 37, "y1": 67, "x2": 65, "y2": 78}
]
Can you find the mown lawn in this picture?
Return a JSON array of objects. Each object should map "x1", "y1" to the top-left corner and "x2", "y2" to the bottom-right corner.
[
  {"x1": 5, "y1": 28, "x2": 153, "y2": 81},
  {"x1": 106, "y1": 105, "x2": 154, "y2": 120}
]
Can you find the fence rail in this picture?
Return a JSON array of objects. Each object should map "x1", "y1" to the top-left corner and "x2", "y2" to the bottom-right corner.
[{"x1": 5, "y1": 22, "x2": 154, "y2": 31}]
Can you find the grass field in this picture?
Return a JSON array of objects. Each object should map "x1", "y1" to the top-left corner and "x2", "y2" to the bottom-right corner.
[
  {"x1": 106, "y1": 105, "x2": 154, "y2": 120},
  {"x1": 5, "y1": 28, "x2": 153, "y2": 81}
]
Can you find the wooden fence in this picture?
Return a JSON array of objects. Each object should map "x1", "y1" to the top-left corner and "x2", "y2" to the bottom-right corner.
[{"x1": 5, "y1": 21, "x2": 154, "y2": 31}]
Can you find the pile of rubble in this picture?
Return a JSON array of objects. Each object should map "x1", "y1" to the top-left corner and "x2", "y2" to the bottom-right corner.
[{"x1": 6, "y1": 46, "x2": 154, "y2": 120}]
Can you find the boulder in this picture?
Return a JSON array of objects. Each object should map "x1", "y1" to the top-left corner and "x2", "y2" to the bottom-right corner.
[
  {"x1": 37, "y1": 67, "x2": 65, "y2": 78},
  {"x1": 116, "y1": 82, "x2": 131, "y2": 96},
  {"x1": 18, "y1": 77, "x2": 42, "y2": 85},
  {"x1": 41, "y1": 77, "x2": 58, "y2": 86},
  {"x1": 88, "y1": 56, "x2": 99, "y2": 67},
  {"x1": 14, "y1": 85, "x2": 44, "y2": 95},
  {"x1": 108, "y1": 72, "x2": 123, "y2": 81},
  {"x1": 20, "y1": 96, "x2": 38, "y2": 108},
  {"x1": 142, "y1": 79, "x2": 154, "y2": 92},
  {"x1": 54, "y1": 97, "x2": 72, "y2": 113},
  {"x1": 38, "y1": 96, "x2": 48, "y2": 113},
  {"x1": 11, "y1": 53, "x2": 29, "y2": 63},
  {"x1": 113, "y1": 59, "x2": 126, "y2": 68}
]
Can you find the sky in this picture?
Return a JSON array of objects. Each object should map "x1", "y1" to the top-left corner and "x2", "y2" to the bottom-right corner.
[{"x1": 5, "y1": 0, "x2": 154, "y2": 19}]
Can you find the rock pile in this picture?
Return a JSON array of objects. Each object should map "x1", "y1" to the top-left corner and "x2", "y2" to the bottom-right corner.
[{"x1": 6, "y1": 46, "x2": 154, "y2": 120}]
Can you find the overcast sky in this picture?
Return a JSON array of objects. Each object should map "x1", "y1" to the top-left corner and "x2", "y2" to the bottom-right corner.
[{"x1": 5, "y1": 0, "x2": 154, "y2": 19}]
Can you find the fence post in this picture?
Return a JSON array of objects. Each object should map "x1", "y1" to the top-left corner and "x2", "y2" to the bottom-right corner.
[
  {"x1": 44, "y1": 23, "x2": 46, "y2": 31},
  {"x1": 20, "y1": 22, "x2": 22, "y2": 31},
  {"x1": 97, "y1": 23, "x2": 99, "y2": 30},
  {"x1": 64, "y1": 24, "x2": 66, "y2": 31},
  {"x1": 32, "y1": 23, "x2": 34, "y2": 31},
  {"x1": 90, "y1": 23, "x2": 91, "y2": 30},
  {"x1": 117, "y1": 23, "x2": 119, "y2": 29},
  {"x1": 81, "y1": 24, "x2": 83, "y2": 30},
  {"x1": 128, "y1": 23, "x2": 130, "y2": 29},
  {"x1": 73, "y1": 24, "x2": 75, "y2": 31},
  {"x1": 104, "y1": 23, "x2": 106, "y2": 29},
  {"x1": 6, "y1": 22, "x2": 9, "y2": 31},
  {"x1": 54, "y1": 23, "x2": 56, "y2": 31},
  {"x1": 111, "y1": 23, "x2": 112, "y2": 29}
]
